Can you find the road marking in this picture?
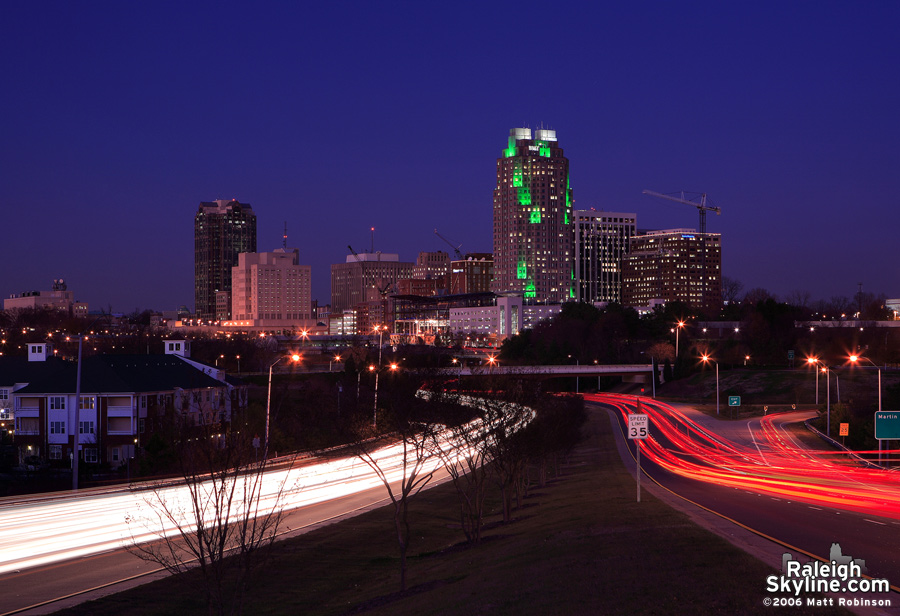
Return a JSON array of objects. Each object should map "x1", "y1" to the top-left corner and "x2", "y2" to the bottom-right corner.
[
  {"x1": 864, "y1": 519, "x2": 886, "y2": 526},
  {"x1": 808, "y1": 506, "x2": 822, "y2": 511}
]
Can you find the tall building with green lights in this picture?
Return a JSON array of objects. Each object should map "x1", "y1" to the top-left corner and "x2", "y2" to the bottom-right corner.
[{"x1": 492, "y1": 127, "x2": 574, "y2": 303}]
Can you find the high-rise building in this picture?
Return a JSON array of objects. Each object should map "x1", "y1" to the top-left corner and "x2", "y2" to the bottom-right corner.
[
  {"x1": 492, "y1": 127, "x2": 574, "y2": 303},
  {"x1": 230, "y1": 248, "x2": 312, "y2": 326},
  {"x1": 330, "y1": 252, "x2": 415, "y2": 313},
  {"x1": 194, "y1": 199, "x2": 257, "y2": 321},
  {"x1": 573, "y1": 210, "x2": 636, "y2": 304},
  {"x1": 621, "y1": 229, "x2": 722, "y2": 313}
]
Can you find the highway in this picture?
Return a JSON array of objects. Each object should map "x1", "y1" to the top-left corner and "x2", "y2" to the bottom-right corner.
[
  {"x1": 0, "y1": 440, "x2": 455, "y2": 615},
  {"x1": 590, "y1": 393, "x2": 900, "y2": 598},
  {"x1": 0, "y1": 393, "x2": 527, "y2": 615}
]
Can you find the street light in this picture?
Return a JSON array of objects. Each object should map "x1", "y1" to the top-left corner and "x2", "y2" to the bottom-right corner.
[
  {"x1": 330, "y1": 354, "x2": 342, "y2": 372},
  {"x1": 672, "y1": 321, "x2": 686, "y2": 357},
  {"x1": 850, "y1": 354, "x2": 883, "y2": 462},
  {"x1": 701, "y1": 354, "x2": 719, "y2": 416},
  {"x1": 808, "y1": 359, "x2": 837, "y2": 438},
  {"x1": 807, "y1": 357, "x2": 821, "y2": 405},
  {"x1": 373, "y1": 325, "x2": 386, "y2": 367},
  {"x1": 265, "y1": 353, "x2": 300, "y2": 458},
  {"x1": 369, "y1": 361, "x2": 398, "y2": 429}
]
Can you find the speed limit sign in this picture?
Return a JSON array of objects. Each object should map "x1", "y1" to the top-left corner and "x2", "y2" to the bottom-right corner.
[{"x1": 628, "y1": 414, "x2": 649, "y2": 439}]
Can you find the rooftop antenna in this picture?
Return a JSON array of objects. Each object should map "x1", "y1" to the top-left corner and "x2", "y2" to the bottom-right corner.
[
  {"x1": 283, "y1": 221, "x2": 288, "y2": 250},
  {"x1": 371, "y1": 227, "x2": 375, "y2": 253}
]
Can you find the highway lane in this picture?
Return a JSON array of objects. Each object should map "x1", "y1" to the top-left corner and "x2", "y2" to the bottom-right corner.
[
  {"x1": 590, "y1": 394, "x2": 900, "y2": 594},
  {"x1": 0, "y1": 392, "x2": 528, "y2": 615},
  {"x1": 0, "y1": 478, "x2": 406, "y2": 615}
]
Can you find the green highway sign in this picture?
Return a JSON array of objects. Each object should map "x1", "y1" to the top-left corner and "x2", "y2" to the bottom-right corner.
[
  {"x1": 728, "y1": 396, "x2": 741, "y2": 407},
  {"x1": 875, "y1": 412, "x2": 900, "y2": 440}
]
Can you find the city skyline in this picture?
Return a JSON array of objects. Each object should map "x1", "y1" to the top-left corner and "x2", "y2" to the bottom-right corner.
[{"x1": 3, "y1": 3, "x2": 898, "y2": 312}]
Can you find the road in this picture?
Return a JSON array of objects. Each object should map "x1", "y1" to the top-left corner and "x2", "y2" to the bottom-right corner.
[
  {"x1": 0, "y1": 444, "x2": 451, "y2": 615},
  {"x1": 590, "y1": 393, "x2": 900, "y2": 607}
]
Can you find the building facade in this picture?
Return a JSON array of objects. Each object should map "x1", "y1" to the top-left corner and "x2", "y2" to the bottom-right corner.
[
  {"x1": 10, "y1": 342, "x2": 246, "y2": 467},
  {"x1": 411, "y1": 251, "x2": 450, "y2": 291},
  {"x1": 194, "y1": 199, "x2": 257, "y2": 321},
  {"x1": 450, "y1": 253, "x2": 493, "y2": 295},
  {"x1": 330, "y1": 252, "x2": 414, "y2": 313},
  {"x1": 621, "y1": 229, "x2": 722, "y2": 313},
  {"x1": 229, "y1": 248, "x2": 313, "y2": 327},
  {"x1": 574, "y1": 210, "x2": 636, "y2": 304},
  {"x1": 4, "y1": 279, "x2": 88, "y2": 317},
  {"x1": 492, "y1": 127, "x2": 574, "y2": 303}
]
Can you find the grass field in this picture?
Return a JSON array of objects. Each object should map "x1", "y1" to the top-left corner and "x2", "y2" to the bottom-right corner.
[{"x1": 55, "y1": 405, "x2": 851, "y2": 616}]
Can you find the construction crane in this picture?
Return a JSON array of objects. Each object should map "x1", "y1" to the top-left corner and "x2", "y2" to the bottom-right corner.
[
  {"x1": 433, "y1": 229, "x2": 463, "y2": 259},
  {"x1": 642, "y1": 190, "x2": 721, "y2": 234}
]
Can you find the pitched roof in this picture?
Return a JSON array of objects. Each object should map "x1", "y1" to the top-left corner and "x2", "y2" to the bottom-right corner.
[
  {"x1": 0, "y1": 356, "x2": 69, "y2": 387},
  {"x1": 15, "y1": 355, "x2": 225, "y2": 395}
]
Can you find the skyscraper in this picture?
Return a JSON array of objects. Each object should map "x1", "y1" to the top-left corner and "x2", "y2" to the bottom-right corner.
[
  {"x1": 621, "y1": 229, "x2": 722, "y2": 313},
  {"x1": 492, "y1": 127, "x2": 574, "y2": 303},
  {"x1": 573, "y1": 210, "x2": 636, "y2": 304},
  {"x1": 194, "y1": 199, "x2": 257, "y2": 320}
]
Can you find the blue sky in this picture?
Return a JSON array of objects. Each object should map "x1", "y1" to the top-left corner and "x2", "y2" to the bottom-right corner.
[{"x1": 3, "y1": 1, "x2": 898, "y2": 311}]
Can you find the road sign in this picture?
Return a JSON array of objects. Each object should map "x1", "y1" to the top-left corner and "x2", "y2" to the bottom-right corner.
[
  {"x1": 839, "y1": 423, "x2": 849, "y2": 437},
  {"x1": 788, "y1": 350, "x2": 794, "y2": 360},
  {"x1": 728, "y1": 396, "x2": 741, "y2": 407},
  {"x1": 628, "y1": 414, "x2": 649, "y2": 439},
  {"x1": 875, "y1": 412, "x2": 900, "y2": 440}
]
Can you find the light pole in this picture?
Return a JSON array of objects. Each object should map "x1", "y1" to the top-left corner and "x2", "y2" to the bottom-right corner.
[
  {"x1": 701, "y1": 355, "x2": 719, "y2": 416},
  {"x1": 330, "y1": 354, "x2": 342, "y2": 372},
  {"x1": 807, "y1": 357, "x2": 820, "y2": 405},
  {"x1": 373, "y1": 325, "x2": 385, "y2": 366},
  {"x1": 266, "y1": 353, "x2": 300, "y2": 458},
  {"x1": 672, "y1": 321, "x2": 685, "y2": 357},
  {"x1": 850, "y1": 354, "x2": 883, "y2": 462},
  {"x1": 369, "y1": 362, "x2": 398, "y2": 429}
]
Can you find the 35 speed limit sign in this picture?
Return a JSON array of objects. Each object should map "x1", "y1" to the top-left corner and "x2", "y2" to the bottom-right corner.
[{"x1": 628, "y1": 414, "x2": 649, "y2": 439}]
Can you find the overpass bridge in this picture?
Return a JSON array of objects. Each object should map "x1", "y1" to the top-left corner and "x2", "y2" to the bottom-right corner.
[{"x1": 433, "y1": 363, "x2": 661, "y2": 384}]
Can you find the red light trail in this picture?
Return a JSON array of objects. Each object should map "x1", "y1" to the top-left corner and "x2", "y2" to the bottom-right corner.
[{"x1": 587, "y1": 393, "x2": 900, "y2": 520}]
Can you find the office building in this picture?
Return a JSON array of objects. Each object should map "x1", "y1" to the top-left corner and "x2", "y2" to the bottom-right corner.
[
  {"x1": 411, "y1": 251, "x2": 451, "y2": 290},
  {"x1": 450, "y1": 253, "x2": 493, "y2": 295},
  {"x1": 230, "y1": 248, "x2": 313, "y2": 327},
  {"x1": 621, "y1": 229, "x2": 722, "y2": 313},
  {"x1": 573, "y1": 210, "x2": 636, "y2": 304},
  {"x1": 194, "y1": 199, "x2": 257, "y2": 321},
  {"x1": 330, "y1": 252, "x2": 414, "y2": 313},
  {"x1": 492, "y1": 127, "x2": 574, "y2": 303},
  {"x1": 4, "y1": 279, "x2": 87, "y2": 317}
]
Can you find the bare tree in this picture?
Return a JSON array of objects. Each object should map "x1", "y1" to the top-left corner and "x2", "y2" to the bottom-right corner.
[
  {"x1": 828, "y1": 295, "x2": 852, "y2": 318},
  {"x1": 352, "y1": 409, "x2": 440, "y2": 592},
  {"x1": 424, "y1": 390, "x2": 490, "y2": 545},
  {"x1": 721, "y1": 276, "x2": 744, "y2": 305},
  {"x1": 477, "y1": 395, "x2": 534, "y2": 523},
  {"x1": 127, "y1": 426, "x2": 291, "y2": 616},
  {"x1": 743, "y1": 287, "x2": 776, "y2": 306},
  {"x1": 785, "y1": 289, "x2": 811, "y2": 310}
]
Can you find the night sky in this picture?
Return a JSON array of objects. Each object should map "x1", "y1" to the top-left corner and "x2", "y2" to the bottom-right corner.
[{"x1": 3, "y1": 2, "x2": 898, "y2": 312}]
